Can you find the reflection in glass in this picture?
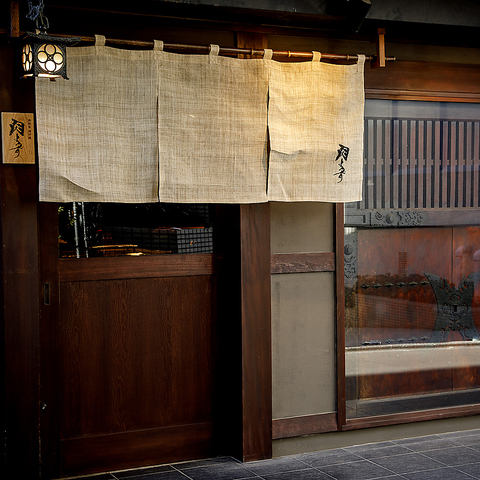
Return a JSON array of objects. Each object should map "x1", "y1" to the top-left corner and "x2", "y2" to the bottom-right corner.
[
  {"x1": 58, "y1": 203, "x2": 214, "y2": 258},
  {"x1": 345, "y1": 100, "x2": 480, "y2": 419}
]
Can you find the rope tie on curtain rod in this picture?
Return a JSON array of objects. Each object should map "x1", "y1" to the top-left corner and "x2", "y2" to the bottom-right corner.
[{"x1": 45, "y1": 33, "x2": 396, "y2": 63}]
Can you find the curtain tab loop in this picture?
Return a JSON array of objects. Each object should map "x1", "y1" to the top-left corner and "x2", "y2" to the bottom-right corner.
[
  {"x1": 312, "y1": 51, "x2": 322, "y2": 62},
  {"x1": 94, "y1": 34, "x2": 106, "y2": 46},
  {"x1": 209, "y1": 44, "x2": 220, "y2": 64},
  {"x1": 263, "y1": 48, "x2": 273, "y2": 60},
  {"x1": 209, "y1": 44, "x2": 220, "y2": 55},
  {"x1": 153, "y1": 40, "x2": 164, "y2": 51}
]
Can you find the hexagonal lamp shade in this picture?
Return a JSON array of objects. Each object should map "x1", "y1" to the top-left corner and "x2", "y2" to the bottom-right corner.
[{"x1": 22, "y1": 32, "x2": 80, "y2": 79}]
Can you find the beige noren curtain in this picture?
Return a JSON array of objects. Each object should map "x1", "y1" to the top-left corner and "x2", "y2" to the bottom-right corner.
[
  {"x1": 156, "y1": 46, "x2": 269, "y2": 203},
  {"x1": 266, "y1": 52, "x2": 365, "y2": 202},
  {"x1": 36, "y1": 35, "x2": 158, "y2": 203},
  {"x1": 36, "y1": 41, "x2": 364, "y2": 204}
]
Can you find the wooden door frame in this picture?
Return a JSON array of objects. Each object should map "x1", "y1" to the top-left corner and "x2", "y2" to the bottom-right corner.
[{"x1": 36, "y1": 200, "x2": 272, "y2": 478}]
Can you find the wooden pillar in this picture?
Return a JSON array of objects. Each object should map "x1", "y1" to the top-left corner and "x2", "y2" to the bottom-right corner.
[
  {"x1": 215, "y1": 32, "x2": 272, "y2": 463},
  {"x1": 335, "y1": 204, "x2": 346, "y2": 430},
  {"x1": 215, "y1": 202, "x2": 272, "y2": 463},
  {"x1": 1, "y1": 39, "x2": 41, "y2": 477},
  {"x1": 239, "y1": 203, "x2": 272, "y2": 461},
  {"x1": 237, "y1": 32, "x2": 272, "y2": 462}
]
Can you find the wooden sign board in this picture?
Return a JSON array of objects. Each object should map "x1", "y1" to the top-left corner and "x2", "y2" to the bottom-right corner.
[{"x1": 1, "y1": 112, "x2": 35, "y2": 164}]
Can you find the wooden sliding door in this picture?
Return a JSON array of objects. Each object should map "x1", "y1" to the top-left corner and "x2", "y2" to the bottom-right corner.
[{"x1": 39, "y1": 203, "x2": 221, "y2": 478}]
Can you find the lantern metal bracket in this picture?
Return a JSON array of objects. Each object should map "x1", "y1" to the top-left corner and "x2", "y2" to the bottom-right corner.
[{"x1": 26, "y1": 0, "x2": 49, "y2": 33}]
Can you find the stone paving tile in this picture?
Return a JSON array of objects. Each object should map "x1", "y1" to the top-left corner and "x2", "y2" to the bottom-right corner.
[
  {"x1": 173, "y1": 458, "x2": 238, "y2": 471},
  {"x1": 447, "y1": 433, "x2": 480, "y2": 446},
  {"x1": 455, "y1": 462, "x2": 480, "y2": 479},
  {"x1": 175, "y1": 462, "x2": 259, "y2": 480},
  {"x1": 345, "y1": 443, "x2": 413, "y2": 459},
  {"x1": 392, "y1": 436, "x2": 461, "y2": 452},
  {"x1": 401, "y1": 466, "x2": 480, "y2": 480},
  {"x1": 301, "y1": 449, "x2": 363, "y2": 467},
  {"x1": 261, "y1": 468, "x2": 334, "y2": 480},
  {"x1": 392, "y1": 434, "x2": 443, "y2": 445},
  {"x1": 243, "y1": 456, "x2": 311, "y2": 476},
  {"x1": 114, "y1": 465, "x2": 175, "y2": 478},
  {"x1": 418, "y1": 445, "x2": 480, "y2": 466},
  {"x1": 316, "y1": 459, "x2": 395, "y2": 480},
  {"x1": 465, "y1": 443, "x2": 480, "y2": 453},
  {"x1": 113, "y1": 471, "x2": 190, "y2": 480},
  {"x1": 369, "y1": 452, "x2": 445, "y2": 474},
  {"x1": 78, "y1": 475, "x2": 116, "y2": 480},
  {"x1": 439, "y1": 429, "x2": 480, "y2": 439}
]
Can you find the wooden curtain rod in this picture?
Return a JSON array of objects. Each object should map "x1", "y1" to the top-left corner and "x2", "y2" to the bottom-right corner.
[{"x1": 47, "y1": 33, "x2": 396, "y2": 63}]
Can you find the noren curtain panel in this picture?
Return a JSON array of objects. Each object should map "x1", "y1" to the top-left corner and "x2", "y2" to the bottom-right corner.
[
  {"x1": 36, "y1": 39, "x2": 159, "y2": 203},
  {"x1": 35, "y1": 41, "x2": 365, "y2": 204},
  {"x1": 156, "y1": 48, "x2": 269, "y2": 203},
  {"x1": 267, "y1": 53, "x2": 365, "y2": 203}
]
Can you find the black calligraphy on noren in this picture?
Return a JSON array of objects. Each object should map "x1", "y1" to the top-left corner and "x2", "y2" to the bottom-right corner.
[
  {"x1": 8, "y1": 118, "x2": 25, "y2": 159},
  {"x1": 334, "y1": 144, "x2": 349, "y2": 183}
]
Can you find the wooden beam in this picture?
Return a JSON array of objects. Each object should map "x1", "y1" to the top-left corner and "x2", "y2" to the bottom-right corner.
[
  {"x1": 10, "y1": 2, "x2": 20, "y2": 38},
  {"x1": 344, "y1": 404, "x2": 480, "y2": 431},
  {"x1": 272, "y1": 413, "x2": 337, "y2": 440},
  {"x1": 365, "y1": 61, "x2": 480, "y2": 103},
  {"x1": 58, "y1": 254, "x2": 215, "y2": 282},
  {"x1": 271, "y1": 252, "x2": 335, "y2": 274}
]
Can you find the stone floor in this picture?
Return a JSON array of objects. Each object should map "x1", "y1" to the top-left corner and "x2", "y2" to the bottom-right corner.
[{"x1": 70, "y1": 429, "x2": 480, "y2": 480}]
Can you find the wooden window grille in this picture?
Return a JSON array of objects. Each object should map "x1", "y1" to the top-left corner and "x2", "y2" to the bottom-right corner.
[{"x1": 358, "y1": 118, "x2": 480, "y2": 210}]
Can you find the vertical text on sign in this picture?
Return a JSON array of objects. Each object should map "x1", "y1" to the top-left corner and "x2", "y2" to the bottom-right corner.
[{"x1": 1, "y1": 112, "x2": 35, "y2": 164}]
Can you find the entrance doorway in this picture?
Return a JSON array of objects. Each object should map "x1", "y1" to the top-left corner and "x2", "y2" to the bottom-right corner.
[{"x1": 39, "y1": 203, "x2": 221, "y2": 478}]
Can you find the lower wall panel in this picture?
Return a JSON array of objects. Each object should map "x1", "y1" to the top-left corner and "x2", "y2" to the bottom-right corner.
[
  {"x1": 272, "y1": 415, "x2": 480, "y2": 458},
  {"x1": 62, "y1": 422, "x2": 214, "y2": 476},
  {"x1": 272, "y1": 413, "x2": 337, "y2": 439},
  {"x1": 271, "y1": 272, "x2": 336, "y2": 419}
]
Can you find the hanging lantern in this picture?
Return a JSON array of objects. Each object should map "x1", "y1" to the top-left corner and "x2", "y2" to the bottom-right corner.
[
  {"x1": 22, "y1": 1, "x2": 80, "y2": 80},
  {"x1": 22, "y1": 32, "x2": 79, "y2": 79}
]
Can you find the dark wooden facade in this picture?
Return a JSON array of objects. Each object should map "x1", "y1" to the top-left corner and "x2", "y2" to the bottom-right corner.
[{"x1": 2, "y1": 1, "x2": 480, "y2": 478}]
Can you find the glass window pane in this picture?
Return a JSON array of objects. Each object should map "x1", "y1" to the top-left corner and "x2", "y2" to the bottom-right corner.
[
  {"x1": 58, "y1": 202, "x2": 214, "y2": 258},
  {"x1": 345, "y1": 100, "x2": 480, "y2": 419}
]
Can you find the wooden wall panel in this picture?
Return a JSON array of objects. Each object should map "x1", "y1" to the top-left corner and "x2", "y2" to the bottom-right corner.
[
  {"x1": 365, "y1": 61, "x2": 480, "y2": 102},
  {"x1": 62, "y1": 423, "x2": 214, "y2": 477},
  {"x1": 58, "y1": 276, "x2": 216, "y2": 440}
]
